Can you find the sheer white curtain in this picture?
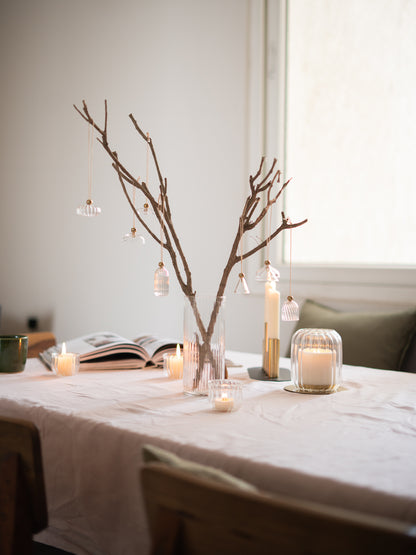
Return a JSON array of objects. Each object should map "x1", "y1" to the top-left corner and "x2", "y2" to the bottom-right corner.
[{"x1": 283, "y1": 0, "x2": 416, "y2": 266}]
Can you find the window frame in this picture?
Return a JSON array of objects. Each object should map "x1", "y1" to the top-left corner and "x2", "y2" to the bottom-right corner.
[{"x1": 245, "y1": 0, "x2": 416, "y2": 307}]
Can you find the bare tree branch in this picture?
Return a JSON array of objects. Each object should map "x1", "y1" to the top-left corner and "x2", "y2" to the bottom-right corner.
[{"x1": 74, "y1": 100, "x2": 308, "y2": 386}]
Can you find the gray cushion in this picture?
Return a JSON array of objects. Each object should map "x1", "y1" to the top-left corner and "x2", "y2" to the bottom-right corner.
[
  {"x1": 142, "y1": 444, "x2": 257, "y2": 492},
  {"x1": 288, "y1": 300, "x2": 416, "y2": 371}
]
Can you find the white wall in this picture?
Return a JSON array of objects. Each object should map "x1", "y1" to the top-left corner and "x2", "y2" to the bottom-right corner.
[
  {"x1": 1, "y1": 0, "x2": 414, "y2": 359},
  {"x1": 0, "y1": 0, "x2": 269, "y2": 352}
]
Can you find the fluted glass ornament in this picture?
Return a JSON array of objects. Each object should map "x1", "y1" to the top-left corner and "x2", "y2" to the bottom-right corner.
[
  {"x1": 234, "y1": 273, "x2": 250, "y2": 295},
  {"x1": 76, "y1": 199, "x2": 101, "y2": 217},
  {"x1": 281, "y1": 295, "x2": 299, "y2": 321},
  {"x1": 122, "y1": 227, "x2": 145, "y2": 244},
  {"x1": 256, "y1": 260, "x2": 280, "y2": 282},
  {"x1": 154, "y1": 262, "x2": 169, "y2": 296}
]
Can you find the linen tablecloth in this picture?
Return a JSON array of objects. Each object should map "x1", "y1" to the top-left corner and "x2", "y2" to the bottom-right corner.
[{"x1": 0, "y1": 353, "x2": 415, "y2": 555}]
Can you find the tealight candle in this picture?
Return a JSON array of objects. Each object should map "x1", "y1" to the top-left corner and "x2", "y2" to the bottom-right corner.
[
  {"x1": 209, "y1": 380, "x2": 242, "y2": 412},
  {"x1": 52, "y1": 342, "x2": 80, "y2": 377},
  {"x1": 214, "y1": 390, "x2": 235, "y2": 412},
  {"x1": 164, "y1": 344, "x2": 183, "y2": 379}
]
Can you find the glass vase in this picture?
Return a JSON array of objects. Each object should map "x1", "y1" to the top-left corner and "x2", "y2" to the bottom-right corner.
[{"x1": 183, "y1": 295, "x2": 226, "y2": 395}]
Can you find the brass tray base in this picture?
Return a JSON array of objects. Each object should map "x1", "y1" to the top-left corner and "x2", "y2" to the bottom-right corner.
[{"x1": 284, "y1": 384, "x2": 347, "y2": 395}]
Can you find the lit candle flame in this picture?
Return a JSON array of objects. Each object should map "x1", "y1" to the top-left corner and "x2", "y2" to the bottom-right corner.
[
  {"x1": 176, "y1": 344, "x2": 181, "y2": 357},
  {"x1": 61, "y1": 342, "x2": 67, "y2": 355}
]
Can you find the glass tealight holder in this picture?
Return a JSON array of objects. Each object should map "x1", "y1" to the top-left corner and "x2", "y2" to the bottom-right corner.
[
  {"x1": 163, "y1": 346, "x2": 183, "y2": 380},
  {"x1": 208, "y1": 379, "x2": 243, "y2": 412},
  {"x1": 290, "y1": 328, "x2": 342, "y2": 394},
  {"x1": 51, "y1": 352, "x2": 80, "y2": 377}
]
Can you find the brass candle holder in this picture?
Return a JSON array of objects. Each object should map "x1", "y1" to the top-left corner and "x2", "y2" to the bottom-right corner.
[
  {"x1": 248, "y1": 323, "x2": 290, "y2": 382},
  {"x1": 262, "y1": 323, "x2": 280, "y2": 378}
]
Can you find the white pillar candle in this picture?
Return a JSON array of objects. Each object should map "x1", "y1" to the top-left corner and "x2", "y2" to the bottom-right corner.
[
  {"x1": 264, "y1": 281, "x2": 280, "y2": 339},
  {"x1": 299, "y1": 348, "x2": 335, "y2": 386}
]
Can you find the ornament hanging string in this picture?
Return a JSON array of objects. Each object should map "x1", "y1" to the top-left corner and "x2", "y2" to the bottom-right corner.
[
  {"x1": 159, "y1": 193, "x2": 164, "y2": 264},
  {"x1": 88, "y1": 123, "x2": 94, "y2": 201},
  {"x1": 239, "y1": 217, "x2": 244, "y2": 276},
  {"x1": 266, "y1": 205, "x2": 272, "y2": 261},
  {"x1": 288, "y1": 220, "x2": 293, "y2": 297}
]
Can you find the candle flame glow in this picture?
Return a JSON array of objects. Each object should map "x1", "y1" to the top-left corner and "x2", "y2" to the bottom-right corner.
[
  {"x1": 176, "y1": 343, "x2": 181, "y2": 357},
  {"x1": 61, "y1": 342, "x2": 67, "y2": 355}
]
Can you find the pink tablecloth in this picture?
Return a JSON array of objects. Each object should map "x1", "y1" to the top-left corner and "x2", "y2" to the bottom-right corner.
[{"x1": 1, "y1": 353, "x2": 415, "y2": 555}]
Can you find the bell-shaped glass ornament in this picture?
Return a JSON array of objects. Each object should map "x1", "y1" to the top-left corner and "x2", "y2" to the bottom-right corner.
[
  {"x1": 122, "y1": 227, "x2": 145, "y2": 244},
  {"x1": 154, "y1": 262, "x2": 169, "y2": 296},
  {"x1": 234, "y1": 272, "x2": 250, "y2": 295},
  {"x1": 256, "y1": 260, "x2": 280, "y2": 282},
  {"x1": 76, "y1": 199, "x2": 101, "y2": 217},
  {"x1": 281, "y1": 295, "x2": 299, "y2": 321}
]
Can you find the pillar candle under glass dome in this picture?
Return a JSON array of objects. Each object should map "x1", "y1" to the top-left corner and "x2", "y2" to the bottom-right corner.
[{"x1": 290, "y1": 328, "x2": 342, "y2": 394}]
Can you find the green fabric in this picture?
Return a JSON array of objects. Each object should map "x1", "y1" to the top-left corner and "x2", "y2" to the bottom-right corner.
[
  {"x1": 142, "y1": 444, "x2": 257, "y2": 492},
  {"x1": 288, "y1": 300, "x2": 416, "y2": 371}
]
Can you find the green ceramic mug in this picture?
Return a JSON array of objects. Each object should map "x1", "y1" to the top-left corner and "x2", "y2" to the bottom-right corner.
[{"x1": 0, "y1": 335, "x2": 28, "y2": 373}]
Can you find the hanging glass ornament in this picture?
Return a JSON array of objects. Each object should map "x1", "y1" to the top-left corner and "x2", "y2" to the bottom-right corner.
[
  {"x1": 76, "y1": 198, "x2": 101, "y2": 217},
  {"x1": 256, "y1": 206, "x2": 279, "y2": 281},
  {"x1": 154, "y1": 191, "x2": 169, "y2": 296},
  {"x1": 122, "y1": 227, "x2": 145, "y2": 244},
  {"x1": 281, "y1": 222, "x2": 299, "y2": 321},
  {"x1": 234, "y1": 218, "x2": 250, "y2": 295},
  {"x1": 123, "y1": 178, "x2": 145, "y2": 244},
  {"x1": 281, "y1": 295, "x2": 299, "y2": 321},
  {"x1": 256, "y1": 260, "x2": 280, "y2": 282},
  {"x1": 140, "y1": 135, "x2": 153, "y2": 218},
  {"x1": 154, "y1": 262, "x2": 169, "y2": 296},
  {"x1": 77, "y1": 123, "x2": 101, "y2": 217},
  {"x1": 234, "y1": 272, "x2": 250, "y2": 295},
  {"x1": 139, "y1": 202, "x2": 152, "y2": 217}
]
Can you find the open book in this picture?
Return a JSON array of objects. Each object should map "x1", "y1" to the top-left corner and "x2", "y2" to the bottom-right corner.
[{"x1": 39, "y1": 331, "x2": 182, "y2": 371}]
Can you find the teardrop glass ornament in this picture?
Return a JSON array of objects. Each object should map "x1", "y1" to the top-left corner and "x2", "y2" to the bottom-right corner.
[
  {"x1": 76, "y1": 199, "x2": 101, "y2": 217},
  {"x1": 234, "y1": 273, "x2": 250, "y2": 295},
  {"x1": 256, "y1": 260, "x2": 280, "y2": 282},
  {"x1": 154, "y1": 262, "x2": 169, "y2": 296},
  {"x1": 281, "y1": 296, "x2": 300, "y2": 321},
  {"x1": 122, "y1": 227, "x2": 145, "y2": 244}
]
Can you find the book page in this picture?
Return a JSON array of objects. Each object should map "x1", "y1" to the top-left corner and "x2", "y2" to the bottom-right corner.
[{"x1": 134, "y1": 335, "x2": 181, "y2": 358}]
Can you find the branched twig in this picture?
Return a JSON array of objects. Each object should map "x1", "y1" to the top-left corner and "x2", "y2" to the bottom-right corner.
[{"x1": 74, "y1": 100, "x2": 308, "y2": 386}]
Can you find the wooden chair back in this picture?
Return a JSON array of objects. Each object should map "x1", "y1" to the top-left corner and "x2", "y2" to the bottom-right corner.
[
  {"x1": 0, "y1": 416, "x2": 48, "y2": 555},
  {"x1": 141, "y1": 463, "x2": 416, "y2": 555},
  {"x1": 27, "y1": 332, "x2": 56, "y2": 358}
]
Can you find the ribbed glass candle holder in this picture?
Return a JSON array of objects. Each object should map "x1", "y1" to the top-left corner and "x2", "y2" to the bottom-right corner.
[
  {"x1": 208, "y1": 379, "x2": 242, "y2": 412},
  {"x1": 51, "y1": 352, "x2": 80, "y2": 377},
  {"x1": 290, "y1": 328, "x2": 342, "y2": 394}
]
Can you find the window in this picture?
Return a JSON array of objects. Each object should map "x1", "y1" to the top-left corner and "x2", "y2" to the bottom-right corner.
[{"x1": 279, "y1": 0, "x2": 416, "y2": 267}]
